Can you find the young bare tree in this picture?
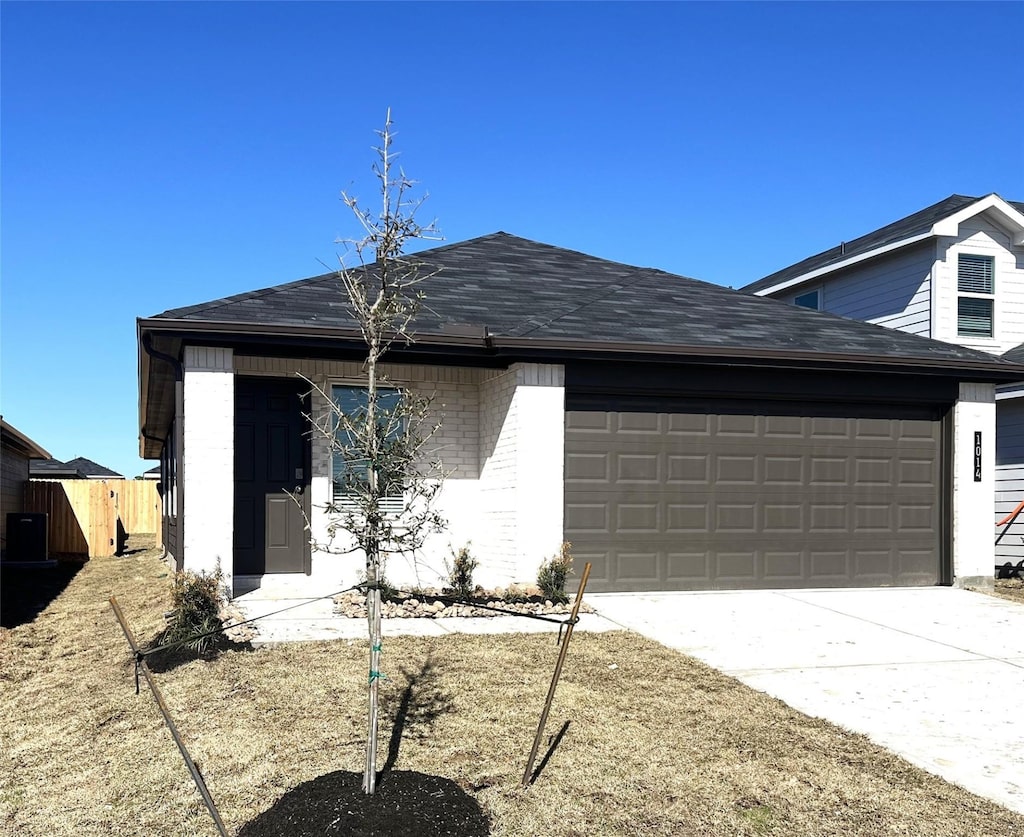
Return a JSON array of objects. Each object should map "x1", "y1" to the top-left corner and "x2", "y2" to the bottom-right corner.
[{"x1": 307, "y1": 110, "x2": 446, "y2": 794}]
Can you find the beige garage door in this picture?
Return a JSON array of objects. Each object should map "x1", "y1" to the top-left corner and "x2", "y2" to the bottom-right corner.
[{"x1": 565, "y1": 409, "x2": 943, "y2": 592}]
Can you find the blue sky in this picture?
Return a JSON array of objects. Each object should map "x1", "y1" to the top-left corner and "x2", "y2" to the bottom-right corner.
[{"x1": 2, "y1": 1, "x2": 1022, "y2": 479}]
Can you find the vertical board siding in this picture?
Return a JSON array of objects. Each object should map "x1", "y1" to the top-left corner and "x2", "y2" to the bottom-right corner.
[{"x1": 804, "y1": 242, "x2": 934, "y2": 336}]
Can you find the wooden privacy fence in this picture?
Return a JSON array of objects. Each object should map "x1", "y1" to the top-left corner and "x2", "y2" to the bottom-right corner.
[{"x1": 25, "y1": 479, "x2": 161, "y2": 558}]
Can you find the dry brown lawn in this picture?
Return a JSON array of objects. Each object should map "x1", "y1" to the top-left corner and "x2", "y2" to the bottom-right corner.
[
  {"x1": 3, "y1": 541, "x2": 1023, "y2": 837},
  {"x1": 992, "y1": 578, "x2": 1024, "y2": 605}
]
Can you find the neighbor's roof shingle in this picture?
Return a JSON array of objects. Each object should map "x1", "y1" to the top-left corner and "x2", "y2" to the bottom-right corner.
[
  {"x1": 742, "y1": 194, "x2": 1024, "y2": 295},
  {"x1": 153, "y1": 232, "x2": 1020, "y2": 368}
]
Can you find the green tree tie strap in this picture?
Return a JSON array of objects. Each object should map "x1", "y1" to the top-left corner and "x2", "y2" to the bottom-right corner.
[{"x1": 369, "y1": 670, "x2": 387, "y2": 683}]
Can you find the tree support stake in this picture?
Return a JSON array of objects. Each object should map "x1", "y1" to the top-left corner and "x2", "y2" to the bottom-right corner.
[
  {"x1": 521, "y1": 562, "x2": 592, "y2": 788},
  {"x1": 109, "y1": 596, "x2": 229, "y2": 837}
]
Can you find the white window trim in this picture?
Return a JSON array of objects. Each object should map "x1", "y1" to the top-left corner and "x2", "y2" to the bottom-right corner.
[{"x1": 956, "y1": 253, "x2": 996, "y2": 339}]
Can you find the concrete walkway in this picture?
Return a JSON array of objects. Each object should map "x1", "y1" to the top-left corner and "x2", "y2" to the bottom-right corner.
[
  {"x1": 591, "y1": 587, "x2": 1024, "y2": 816},
  {"x1": 232, "y1": 584, "x2": 620, "y2": 644}
]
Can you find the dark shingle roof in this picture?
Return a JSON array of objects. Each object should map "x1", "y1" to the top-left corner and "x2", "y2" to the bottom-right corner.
[
  {"x1": 1004, "y1": 344, "x2": 1024, "y2": 365},
  {"x1": 30, "y1": 459, "x2": 87, "y2": 479},
  {"x1": 31, "y1": 457, "x2": 122, "y2": 479},
  {"x1": 63, "y1": 457, "x2": 123, "y2": 478},
  {"x1": 152, "y1": 232, "x2": 1020, "y2": 369},
  {"x1": 743, "y1": 194, "x2": 1024, "y2": 294}
]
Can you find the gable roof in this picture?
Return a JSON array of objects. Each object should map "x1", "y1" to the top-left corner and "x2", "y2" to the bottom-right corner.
[
  {"x1": 63, "y1": 457, "x2": 123, "y2": 479},
  {"x1": 140, "y1": 232, "x2": 1024, "y2": 457},
  {"x1": 743, "y1": 193, "x2": 1024, "y2": 296}
]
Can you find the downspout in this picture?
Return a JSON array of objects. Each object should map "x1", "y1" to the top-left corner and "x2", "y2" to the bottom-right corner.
[{"x1": 142, "y1": 334, "x2": 185, "y2": 571}]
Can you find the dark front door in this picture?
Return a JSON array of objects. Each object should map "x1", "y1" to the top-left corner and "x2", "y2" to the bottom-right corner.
[{"x1": 234, "y1": 377, "x2": 310, "y2": 575}]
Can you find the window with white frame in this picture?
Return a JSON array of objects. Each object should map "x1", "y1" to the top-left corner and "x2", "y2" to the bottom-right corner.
[
  {"x1": 957, "y1": 254, "x2": 995, "y2": 338},
  {"x1": 794, "y1": 289, "x2": 820, "y2": 310},
  {"x1": 331, "y1": 385, "x2": 405, "y2": 509}
]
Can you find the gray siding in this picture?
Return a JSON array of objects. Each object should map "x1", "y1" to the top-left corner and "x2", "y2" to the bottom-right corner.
[
  {"x1": 995, "y1": 399, "x2": 1024, "y2": 564},
  {"x1": 790, "y1": 242, "x2": 934, "y2": 337},
  {"x1": 1, "y1": 446, "x2": 30, "y2": 550}
]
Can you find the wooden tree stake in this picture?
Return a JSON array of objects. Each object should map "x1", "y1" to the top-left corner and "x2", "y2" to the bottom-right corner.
[{"x1": 521, "y1": 561, "x2": 592, "y2": 788}]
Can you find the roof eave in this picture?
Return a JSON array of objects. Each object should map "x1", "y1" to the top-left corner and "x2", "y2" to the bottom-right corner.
[
  {"x1": 750, "y1": 193, "x2": 1024, "y2": 298},
  {"x1": 490, "y1": 336, "x2": 1024, "y2": 382},
  {"x1": 0, "y1": 420, "x2": 51, "y2": 459},
  {"x1": 749, "y1": 231, "x2": 934, "y2": 297}
]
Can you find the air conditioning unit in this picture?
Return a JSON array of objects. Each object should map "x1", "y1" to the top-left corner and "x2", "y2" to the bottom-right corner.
[{"x1": 6, "y1": 513, "x2": 48, "y2": 562}]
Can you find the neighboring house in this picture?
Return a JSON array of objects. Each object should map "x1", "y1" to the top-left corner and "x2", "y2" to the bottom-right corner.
[
  {"x1": 139, "y1": 465, "x2": 161, "y2": 480},
  {"x1": 29, "y1": 457, "x2": 124, "y2": 480},
  {"x1": 742, "y1": 193, "x2": 1024, "y2": 563},
  {"x1": 1, "y1": 419, "x2": 51, "y2": 557},
  {"x1": 30, "y1": 459, "x2": 88, "y2": 480},
  {"x1": 137, "y1": 232, "x2": 1023, "y2": 597}
]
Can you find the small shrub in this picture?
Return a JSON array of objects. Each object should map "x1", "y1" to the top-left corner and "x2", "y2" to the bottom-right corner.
[
  {"x1": 159, "y1": 568, "x2": 225, "y2": 655},
  {"x1": 445, "y1": 544, "x2": 479, "y2": 600},
  {"x1": 502, "y1": 583, "x2": 528, "y2": 604},
  {"x1": 537, "y1": 542, "x2": 574, "y2": 604}
]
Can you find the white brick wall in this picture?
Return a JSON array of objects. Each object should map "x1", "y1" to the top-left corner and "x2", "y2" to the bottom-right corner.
[
  {"x1": 235, "y1": 356, "x2": 488, "y2": 589},
  {"x1": 952, "y1": 382, "x2": 996, "y2": 587},
  {"x1": 477, "y1": 367, "x2": 519, "y2": 583},
  {"x1": 231, "y1": 356, "x2": 566, "y2": 592},
  {"x1": 182, "y1": 347, "x2": 234, "y2": 589}
]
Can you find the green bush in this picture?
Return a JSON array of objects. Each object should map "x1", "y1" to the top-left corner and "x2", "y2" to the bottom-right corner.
[
  {"x1": 445, "y1": 544, "x2": 479, "y2": 600},
  {"x1": 160, "y1": 569, "x2": 225, "y2": 655},
  {"x1": 537, "y1": 542, "x2": 574, "y2": 604}
]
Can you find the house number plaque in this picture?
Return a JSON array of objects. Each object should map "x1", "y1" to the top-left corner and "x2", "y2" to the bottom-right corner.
[{"x1": 974, "y1": 431, "x2": 982, "y2": 482}]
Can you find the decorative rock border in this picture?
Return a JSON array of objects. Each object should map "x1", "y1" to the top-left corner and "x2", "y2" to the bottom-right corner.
[{"x1": 333, "y1": 588, "x2": 593, "y2": 619}]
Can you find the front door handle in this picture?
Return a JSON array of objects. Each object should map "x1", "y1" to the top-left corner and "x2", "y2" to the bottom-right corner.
[{"x1": 294, "y1": 486, "x2": 304, "y2": 495}]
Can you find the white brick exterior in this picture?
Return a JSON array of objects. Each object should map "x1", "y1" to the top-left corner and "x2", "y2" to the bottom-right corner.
[
  {"x1": 182, "y1": 347, "x2": 234, "y2": 589},
  {"x1": 232, "y1": 356, "x2": 566, "y2": 593},
  {"x1": 952, "y1": 382, "x2": 996, "y2": 587}
]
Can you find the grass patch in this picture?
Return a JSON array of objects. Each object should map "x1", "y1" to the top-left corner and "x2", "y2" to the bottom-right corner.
[{"x1": 2, "y1": 540, "x2": 1022, "y2": 836}]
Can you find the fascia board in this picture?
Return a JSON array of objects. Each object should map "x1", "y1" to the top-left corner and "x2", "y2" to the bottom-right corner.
[
  {"x1": 932, "y1": 194, "x2": 1024, "y2": 245},
  {"x1": 751, "y1": 232, "x2": 934, "y2": 297}
]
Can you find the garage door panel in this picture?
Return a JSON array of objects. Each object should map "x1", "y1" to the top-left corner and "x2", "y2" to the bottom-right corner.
[
  {"x1": 616, "y1": 454, "x2": 660, "y2": 482},
  {"x1": 566, "y1": 408, "x2": 942, "y2": 591}
]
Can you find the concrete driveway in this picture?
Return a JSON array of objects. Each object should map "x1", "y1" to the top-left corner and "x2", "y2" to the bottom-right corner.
[{"x1": 590, "y1": 587, "x2": 1024, "y2": 815}]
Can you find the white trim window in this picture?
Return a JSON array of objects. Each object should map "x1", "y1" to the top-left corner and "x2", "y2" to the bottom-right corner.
[
  {"x1": 957, "y1": 254, "x2": 995, "y2": 338},
  {"x1": 331, "y1": 384, "x2": 405, "y2": 513}
]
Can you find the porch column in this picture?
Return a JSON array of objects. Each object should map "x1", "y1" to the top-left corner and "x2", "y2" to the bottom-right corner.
[
  {"x1": 182, "y1": 347, "x2": 234, "y2": 590},
  {"x1": 952, "y1": 382, "x2": 995, "y2": 588}
]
